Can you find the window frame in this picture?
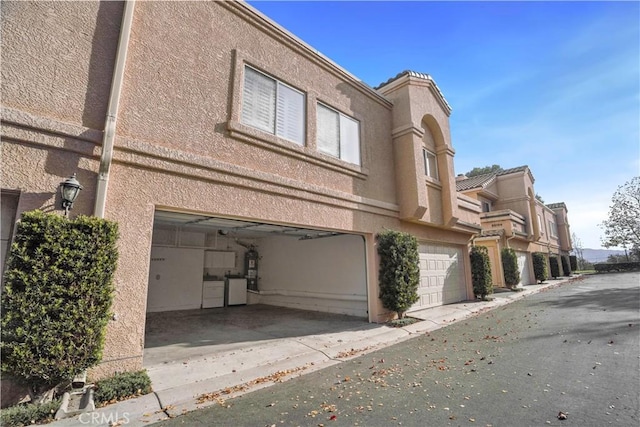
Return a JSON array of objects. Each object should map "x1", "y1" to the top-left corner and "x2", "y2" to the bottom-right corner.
[
  {"x1": 537, "y1": 214, "x2": 544, "y2": 236},
  {"x1": 241, "y1": 65, "x2": 306, "y2": 146},
  {"x1": 227, "y1": 50, "x2": 368, "y2": 178},
  {"x1": 423, "y1": 149, "x2": 439, "y2": 181},
  {"x1": 316, "y1": 102, "x2": 361, "y2": 166}
]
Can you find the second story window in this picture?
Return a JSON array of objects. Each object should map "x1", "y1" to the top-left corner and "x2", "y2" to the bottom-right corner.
[
  {"x1": 241, "y1": 66, "x2": 305, "y2": 145},
  {"x1": 482, "y1": 201, "x2": 491, "y2": 213},
  {"x1": 537, "y1": 214, "x2": 543, "y2": 235},
  {"x1": 423, "y1": 149, "x2": 439, "y2": 180},
  {"x1": 317, "y1": 103, "x2": 361, "y2": 165}
]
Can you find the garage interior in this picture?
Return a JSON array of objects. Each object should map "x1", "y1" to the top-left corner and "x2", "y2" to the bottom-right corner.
[{"x1": 144, "y1": 210, "x2": 369, "y2": 366}]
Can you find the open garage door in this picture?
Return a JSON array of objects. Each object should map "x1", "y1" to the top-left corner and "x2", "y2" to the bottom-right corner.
[
  {"x1": 147, "y1": 211, "x2": 368, "y2": 318},
  {"x1": 516, "y1": 251, "x2": 532, "y2": 286},
  {"x1": 409, "y1": 243, "x2": 467, "y2": 311}
]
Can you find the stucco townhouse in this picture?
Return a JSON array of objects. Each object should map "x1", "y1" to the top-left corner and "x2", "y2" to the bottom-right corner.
[
  {"x1": 456, "y1": 167, "x2": 573, "y2": 287},
  {"x1": 1, "y1": 0, "x2": 570, "y2": 383}
]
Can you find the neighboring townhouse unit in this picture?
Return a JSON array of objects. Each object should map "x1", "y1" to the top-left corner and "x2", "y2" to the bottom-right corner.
[
  {"x1": 456, "y1": 166, "x2": 573, "y2": 287},
  {"x1": 1, "y1": 1, "x2": 484, "y2": 379}
]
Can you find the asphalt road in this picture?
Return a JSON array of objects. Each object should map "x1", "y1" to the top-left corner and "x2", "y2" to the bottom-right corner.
[{"x1": 154, "y1": 272, "x2": 640, "y2": 427}]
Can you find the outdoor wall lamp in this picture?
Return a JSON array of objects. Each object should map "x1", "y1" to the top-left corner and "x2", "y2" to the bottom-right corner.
[{"x1": 59, "y1": 173, "x2": 83, "y2": 216}]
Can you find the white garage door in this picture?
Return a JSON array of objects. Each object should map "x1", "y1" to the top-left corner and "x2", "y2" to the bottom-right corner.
[
  {"x1": 516, "y1": 251, "x2": 531, "y2": 286},
  {"x1": 409, "y1": 243, "x2": 467, "y2": 311}
]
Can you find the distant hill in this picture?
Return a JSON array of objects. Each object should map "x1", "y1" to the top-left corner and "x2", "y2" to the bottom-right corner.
[{"x1": 581, "y1": 248, "x2": 626, "y2": 263}]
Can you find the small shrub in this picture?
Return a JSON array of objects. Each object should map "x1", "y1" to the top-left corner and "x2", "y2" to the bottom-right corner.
[
  {"x1": 0, "y1": 399, "x2": 60, "y2": 427},
  {"x1": 501, "y1": 248, "x2": 520, "y2": 288},
  {"x1": 1, "y1": 210, "x2": 119, "y2": 391},
  {"x1": 594, "y1": 262, "x2": 640, "y2": 273},
  {"x1": 93, "y1": 370, "x2": 152, "y2": 406},
  {"x1": 549, "y1": 256, "x2": 560, "y2": 278},
  {"x1": 561, "y1": 256, "x2": 571, "y2": 276},
  {"x1": 470, "y1": 246, "x2": 493, "y2": 299},
  {"x1": 569, "y1": 255, "x2": 578, "y2": 272},
  {"x1": 377, "y1": 230, "x2": 420, "y2": 319},
  {"x1": 387, "y1": 317, "x2": 418, "y2": 328},
  {"x1": 532, "y1": 252, "x2": 548, "y2": 283}
]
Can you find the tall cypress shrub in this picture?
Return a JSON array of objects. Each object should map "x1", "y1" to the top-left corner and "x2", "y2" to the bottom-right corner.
[
  {"x1": 549, "y1": 256, "x2": 560, "y2": 278},
  {"x1": 532, "y1": 252, "x2": 548, "y2": 283},
  {"x1": 569, "y1": 255, "x2": 578, "y2": 272},
  {"x1": 377, "y1": 230, "x2": 419, "y2": 319},
  {"x1": 1, "y1": 210, "x2": 119, "y2": 392},
  {"x1": 561, "y1": 256, "x2": 571, "y2": 276},
  {"x1": 501, "y1": 247, "x2": 520, "y2": 288},
  {"x1": 470, "y1": 246, "x2": 493, "y2": 299}
]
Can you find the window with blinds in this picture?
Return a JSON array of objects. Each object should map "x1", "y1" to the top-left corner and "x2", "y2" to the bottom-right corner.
[
  {"x1": 241, "y1": 66, "x2": 305, "y2": 145},
  {"x1": 317, "y1": 103, "x2": 361, "y2": 165},
  {"x1": 423, "y1": 149, "x2": 439, "y2": 180}
]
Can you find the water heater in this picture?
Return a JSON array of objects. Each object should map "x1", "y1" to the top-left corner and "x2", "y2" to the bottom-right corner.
[{"x1": 245, "y1": 247, "x2": 259, "y2": 291}]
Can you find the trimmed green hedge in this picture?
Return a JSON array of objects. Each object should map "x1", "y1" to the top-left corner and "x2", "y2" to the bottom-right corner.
[
  {"x1": 549, "y1": 256, "x2": 560, "y2": 278},
  {"x1": 94, "y1": 370, "x2": 152, "y2": 406},
  {"x1": 532, "y1": 252, "x2": 548, "y2": 283},
  {"x1": 501, "y1": 247, "x2": 520, "y2": 288},
  {"x1": 561, "y1": 256, "x2": 571, "y2": 276},
  {"x1": 377, "y1": 230, "x2": 419, "y2": 319},
  {"x1": 1, "y1": 210, "x2": 119, "y2": 391},
  {"x1": 470, "y1": 246, "x2": 493, "y2": 299},
  {"x1": 569, "y1": 255, "x2": 578, "y2": 271},
  {"x1": 0, "y1": 399, "x2": 60, "y2": 427},
  {"x1": 594, "y1": 262, "x2": 640, "y2": 273},
  {"x1": 0, "y1": 370, "x2": 151, "y2": 427}
]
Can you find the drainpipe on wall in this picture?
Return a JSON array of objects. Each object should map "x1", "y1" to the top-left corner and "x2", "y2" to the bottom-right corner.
[
  {"x1": 94, "y1": 0, "x2": 136, "y2": 218},
  {"x1": 505, "y1": 233, "x2": 515, "y2": 248}
]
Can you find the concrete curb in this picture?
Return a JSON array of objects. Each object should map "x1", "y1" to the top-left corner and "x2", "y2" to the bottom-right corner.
[{"x1": 46, "y1": 277, "x2": 579, "y2": 426}]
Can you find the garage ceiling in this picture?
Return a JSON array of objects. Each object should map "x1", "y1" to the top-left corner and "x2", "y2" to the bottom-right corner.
[{"x1": 153, "y1": 211, "x2": 345, "y2": 240}]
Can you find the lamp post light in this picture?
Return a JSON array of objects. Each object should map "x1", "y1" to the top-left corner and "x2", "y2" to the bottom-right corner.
[{"x1": 59, "y1": 174, "x2": 83, "y2": 216}]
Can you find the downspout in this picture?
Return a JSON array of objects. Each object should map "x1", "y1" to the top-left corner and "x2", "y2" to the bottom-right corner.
[{"x1": 94, "y1": 0, "x2": 136, "y2": 218}]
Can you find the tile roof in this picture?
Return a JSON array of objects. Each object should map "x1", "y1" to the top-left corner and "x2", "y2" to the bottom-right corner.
[
  {"x1": 546, "y1": 202, "x2": 567, "y2": 210},
  {"x1": 375, "y1": 70, "x2": 451, "y2": 112},
  {"x1": 496, "y1": 165, "x2": 529, "y2": 176},
  {"x1": 375, "y1": 70, "x2": 433, "y2": 90},
  {"x1": 455, "y1": 173, "x2": 496, "y2": 191},
  {"x1": 456, "y1": 165, "x2": 530, "y2": 192}
]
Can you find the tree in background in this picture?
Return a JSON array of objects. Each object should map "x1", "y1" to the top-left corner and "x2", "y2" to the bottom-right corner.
[
  {"x1": 606, "y1": 252, "x2": 639, "y2": 263},
  {"x1": 571, "y1": 232, "x2": 586, "y2": 270},
  {"x1": 465, "y1": 164, "x2": 502, "y2": 178},
  {"x1": 600, "y1": 177, "x2": 640, "y2": 255}
]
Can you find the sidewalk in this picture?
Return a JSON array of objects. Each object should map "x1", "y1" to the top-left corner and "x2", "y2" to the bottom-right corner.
[{"x1": 47, "y1": 278, "x2": 576, "y2": 426}]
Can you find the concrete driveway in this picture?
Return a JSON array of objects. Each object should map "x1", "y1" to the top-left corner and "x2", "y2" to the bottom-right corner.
[{"x1": 143, "y1": 304, "x2": 396, "y2": 393}]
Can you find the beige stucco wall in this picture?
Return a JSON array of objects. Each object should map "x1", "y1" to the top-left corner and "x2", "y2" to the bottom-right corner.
[
  {"x1": 475, "y1": 238, "x2": 504, "y2": 287},
  {"x1": 459, "y1": 165, "x2": 575, "y2": 285},
  {"x1": 117, "y1": 1, "x2": 396, "y2": 204},
  {"x1": 1, "y1": 1, "x2": 122, "y2": 131},
  {"x1": 1, "y1": 1, "x2": 477, "y2": 379},
  {"x1": 376, "y1": 75, "x2": 458, "y2": 226}
]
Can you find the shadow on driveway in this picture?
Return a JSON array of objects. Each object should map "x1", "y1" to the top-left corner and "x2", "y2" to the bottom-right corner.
[{"x1": 532, "y1": 283, "x2": 639, "y2": 312}]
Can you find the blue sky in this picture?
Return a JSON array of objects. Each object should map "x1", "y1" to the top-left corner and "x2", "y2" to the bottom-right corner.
[{"x1": 248, "y1": 1, "x2": 640, "y2": 250}]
